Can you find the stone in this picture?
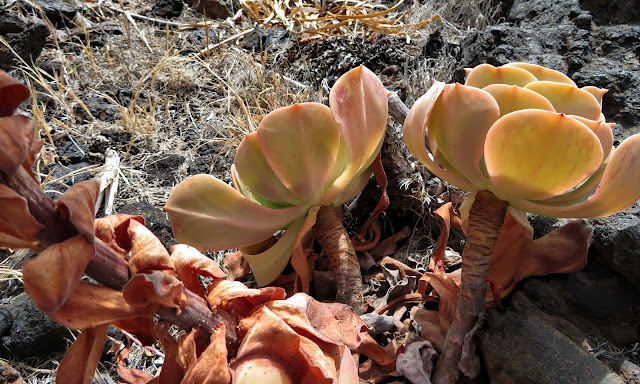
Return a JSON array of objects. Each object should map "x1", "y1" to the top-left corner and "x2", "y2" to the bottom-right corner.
[
  {"x1": 151, "y1": 0, "x2": 184, "y2": 19},
  {"x1": 185, "y1": 0, "x2": 231, "y2": 19},
  {"x1": 0, "y1": 10, "x2": 48, "y2": 71},
  {"x1": 0, "y1": 294, "x2": 69, "y2": 360},
  {"x1": 480, "y1": 292, "x2": 625, "y2": 384},
  {"x1": 32, "y1": 0, "x2": 77, "y2": 27}
]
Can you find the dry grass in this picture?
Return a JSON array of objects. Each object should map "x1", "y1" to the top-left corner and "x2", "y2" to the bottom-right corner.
[{"x1": 1, "y1": 0, "x2": 502, "y2": 381}]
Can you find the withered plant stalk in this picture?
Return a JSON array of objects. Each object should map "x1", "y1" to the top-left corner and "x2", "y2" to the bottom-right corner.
[
  {"x1": 432, "y1": 190, "x2": 508, "y2": 384},
  {"x1": 313, "y1": 205, "x2": 364, "y2": 315}
]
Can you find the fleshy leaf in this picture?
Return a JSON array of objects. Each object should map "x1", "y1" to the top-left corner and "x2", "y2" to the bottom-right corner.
[
  {"x1": 256, "y1": 103, "x2": 340, "y2": 203},
  {"x1": 581, "y1": 86, "x2": 607, "y2": 106},
  {"x1": 0, "y1": 69, "x2": 30, "y2": 117},
  {"x1": 525, "y1": 81, "x2": 602, "y2": 121},
  {"x1": 235, "y1": 133, "x2": 303, "y2": 206},
  {"x1": 503, "y1": 62, "x2": 576, "y2": 85},
  {"x1": 568, "y1": 115, "x2": 614, "y2": 161},
  {"x1": 403, "y1": 81, "x2": 478, "y2": 191},
  {"x1": 323, "y1": 66, "x2": 387, "y2": 202},
  {"x1": 56, "y1": 324, "x2": 109, "y2": 384},
  {"x1": 510, "y1": 134, "x2": 640, "y2": 217},
  {"x1": 427, "y1": 83, "x2": 498, "y2": 187},
  {"x1": 482, "y1": 84, "x2": 555, "y2": 117},
  {"x1": 23, "y1": 234, "x2": 95, "y2": 313},
  {"x1": 485, "y1": 110, "x2": 603, "y2": 200},
  {"x1": 242, "y1": 215, "x2": 306, "y2": 286},
  {"x1": 464, "y1": 64, "x2": 537, "y2": 88},
  {"x1": 164, "y1": 174, "x2": 309, "y2": 251}
]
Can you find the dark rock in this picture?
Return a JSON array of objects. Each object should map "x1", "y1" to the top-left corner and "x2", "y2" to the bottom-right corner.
[
  {"x1": 117, "y1": 201, "x2": 175, "y2": 249},
  {"x1": 32, "y1": 0, "x2": 77, "y2": 27},
  {"x1": 589, "y1": 203, "x2": 640, "y2": 289},
  {"x1": 0, "y1": 294, "x2": 69, "y2": 359},
  {"x1": 181, "y1": 28, "x2": 219, "y2": 54},
  {"x1": 480, "y1": 292, "x2": 625, "y2": 384},
  {"x1": 579, "y1": 0, "x2": 640, "y2": 25},
  {"x1": 185, "y1": 0, "x2": 231, "y2": 19},
  {"x1": 243, "y1": 25, "x2": 290, "y2": 54},
  {"x1": 74, "y1": 96, "x2": 120, "y2": 122},
  {"x1": 0, "y1": 11, "x2": 49, "y2": 71},
  {"x1": 151, "y1": 0, "x2": 184, "y2": 19}
]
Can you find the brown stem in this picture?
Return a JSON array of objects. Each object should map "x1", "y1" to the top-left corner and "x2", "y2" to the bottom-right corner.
[
  {"x1": 432, "y1": 190, "x2": 508, "y2": 384},
  {"x1": 314, "y1": 205, "x2": 364, "y2": 315},
  {"x1": 0, "y1": 167, "x2": 238, "y2": 350}
]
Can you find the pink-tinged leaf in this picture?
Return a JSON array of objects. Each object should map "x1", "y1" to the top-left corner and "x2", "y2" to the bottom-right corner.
[
  {"x1": 581, "y1": 86, "x2": 607, "y2": 106},
  {"x1": 482, "y1": 84, "x2": 555, "y2": 117},
  {"x1": 181, "y1": 323, "x2": 231, "y2": 384},
  {"x1": 256, "y1": 103, "x2": 341, "y2": 203},
  {"x1": 23, "y1": 234, "x2": 95, "y2": 313},
  {"x1": 0, "y1": 70, "x2": 30, "y2": 117},
  {"x1": 0, "y1": 184, "x2": 41, "y2": 249},
  {"x1": 122, "y1": 271, "x2": 187, "y2": 312},
  {"x1": 56, "y1": 324, "x2": 109, "y2": 384},
  {"x1": 503, "y1": 62, "x2": 576, "y2": 85},
  {"x1": 464, "y1": 63, "x2": 537, "y2": 88},
  {"x1": 324, "y1": 66, "x2": 387, "y2": 202},
  {"x1": 0, "y1": 115, "x2": 35, "y2": 175},
  {"x1": 485, "y1": 110, "x2": 603, "y2": 201},
  {"x1": 235, "y1": 132, "x2": 304, "y2": 206},
  {"x1": 242, "y1": 215, "x2": 305, "y2": 286},
  {"x1": 127, "y1": 219, "x2": 174, "y2": 275},
  {"x1": 511, "y1": 134, "x2": 640, "y2": 218},
  {"x1": 568, "y1": 115, "x2": 614, "y2": 161},
  {"x1": 403, "y1": 81, "x2": 477, "y2": 191},
  {"x1": 338, "y1": 348, "x2": 359, "y2": 384},
  {"x1": 525, "y1": 81, "x2": 602, "y2": 121},
  {"x1": 233, "y1": 358, "x2": 293, "y2": 384},
  {"x1": 48, "y1": 282, "x2": 144, "y2": 329},
  {"x1": 56, "y1": 179, "x2": 100, "y2": 240},
  {"x1": 165, "y1": 174, "x2": 309, "y2": 251},
  {"x1": 328, "y1": 165, "x2": 371, "y2": 206},
  {"x1": 428, "y1": 83, "x2": 498, "y2": 187}
]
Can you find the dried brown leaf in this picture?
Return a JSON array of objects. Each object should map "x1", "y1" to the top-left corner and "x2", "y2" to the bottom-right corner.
[
  {"x1": 0, "y1": 183, "x2": 41, "y2": 249},
  {"x1": 0, "y1": 115, "x2": 35, "y2": 175},
  {"x1": 23, "y1": 234, "x2": 95, "y2": 312},
  {"x1": 291, "y1": 205, "x2": 319, "y2": 294},
  {"x1": 206, "y1": 279, "x2": 285, "y2": 317},
  {"x1": 181, "y1": 323, "x2": 230, "y2": 384},
  {"x1": 170, "y1": 244, "x2": 226, "y2": 298},
  {"x1": 48, "y1": 281, "x2": 144, "y2": 329},
  {"x1": 127, "y1": 219, "x2": 174, "y2": 274},
  {"x1": 0, "y1": 69, "x2": 30, "y2": 117},
  {"x1": 123, "y1": 271, "x2": 186, "y2": 311},
  {"x1": 56, "y1": 179, "x2": 100, "y2": 240},
  {"x1": 153, "y1": 321, "x2": 185, "y2": 384},
  {"x1": 396, "y1": 340, "x2": 438, "y2": 384},
  {"x1": 223, "y1": 250, "x2": 251, "y2": 280},
  {"x1": 56, "y1": 324, "x2": 109, "y2": 384}
]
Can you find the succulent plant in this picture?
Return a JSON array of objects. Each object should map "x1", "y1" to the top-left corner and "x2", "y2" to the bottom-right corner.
[
  {"x1": 403, "y1": 62, "x2": 640, "y2": 383},
  {"x1": 165, "y1": 66, "x2": 387, "y2": 312}
]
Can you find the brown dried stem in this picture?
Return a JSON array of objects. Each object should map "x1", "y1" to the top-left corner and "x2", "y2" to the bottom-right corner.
[
  {"x1": 0, "y1": 165, "x2": 238, "y2": 349},
  {"x1": 432, "y1": 190, "x2": 508, "y2": 383},
  {"x1": 314, "y1": 205, "x2": 364, "y2": 315}
]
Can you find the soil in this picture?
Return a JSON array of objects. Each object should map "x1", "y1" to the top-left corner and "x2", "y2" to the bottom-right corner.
[{"x1": 1, "y1": 0, "x2": 639, "y2": 383}]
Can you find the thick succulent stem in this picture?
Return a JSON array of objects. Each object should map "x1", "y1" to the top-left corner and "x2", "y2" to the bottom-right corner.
[
  {"x1": 314, "y1": 205, "x2": 364, "y2": 315},
  {"x1": 432, "y1": 190, "x2": 508, "y2": 384}
]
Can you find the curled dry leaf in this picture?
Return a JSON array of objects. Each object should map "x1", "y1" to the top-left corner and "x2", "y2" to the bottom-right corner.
[
  {"x1": 223, "y1": 250, "x2": 251, "y2": 280},
  {"x1": 23, "y1": 234, "x2": 95, "y2": 313},
  {"x1": 207, "y1": 279, "x2": 286, "y2": 317},
  {"x1": 430, "y1": 202, "x2": 462, "y2": 273},
  {"x1": 94, "y1": 214, "x2": 145, "y2": 255},
  {"x1": 0, "y1": 115, "x2": 35, "y2": 175},
  {"x1": 127, "y1": 219, "x2": 174, "y2": 275},
  {"x1": 0, "y1": 69, "x2": 30, "y2": 117},
  {"x1": 152, "y1": 321, "x2": 185, "y2": 383},
  {"x1": 181, "y1": 323, "x2": 231, "y2": 384},
  {"x1": 56, "y1": 324, "x2": 110, "y2": 384},
  {"x1": 396, "y1": 340, "x2": 438, "y2": 384},
  {"x1": 171, "y1": 244, "x2": 226, "y2": 298},
  {"x1": 55, "y1": 179, "x2": 100, "y2": 240},
  {"x1": 123, "y1": 271, "x2": 187, "y2": 312}
]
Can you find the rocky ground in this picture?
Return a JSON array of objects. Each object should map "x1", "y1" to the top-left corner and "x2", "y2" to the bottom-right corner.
[{"x1": 0, "y1": 0, "x2": 639, "y2": 383}]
